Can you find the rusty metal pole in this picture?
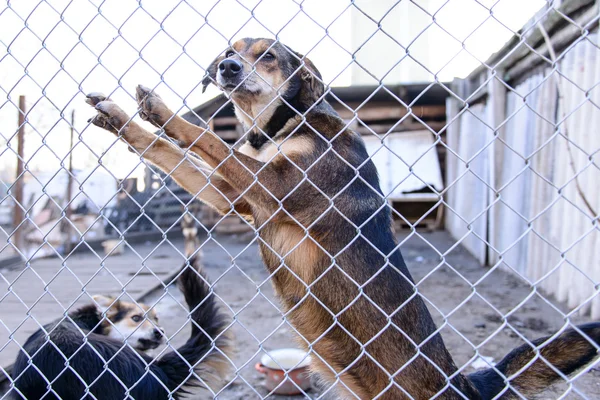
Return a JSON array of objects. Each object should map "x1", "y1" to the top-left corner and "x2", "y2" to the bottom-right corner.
[{"x1": 12, "y1": 96, "x2": 26, "y2": 250}]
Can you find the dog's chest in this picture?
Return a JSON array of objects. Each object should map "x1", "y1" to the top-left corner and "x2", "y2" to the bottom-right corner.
[
  {"x1": 238, "y1": 136, "x2": 313, "y2": 164},
  {"x1": 255, "y1": 221, "x2": 324, "y2": 285},
  {"x1": 238, "y1": 141, "x2": 275, "y2": 163},
  {"x1": 238, "y1": 140, "x2": 284, "y2": 163}
]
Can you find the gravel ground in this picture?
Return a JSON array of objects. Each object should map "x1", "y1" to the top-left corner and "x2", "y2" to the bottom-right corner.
[{"x1": 142, "y1": 230, "x2": 600, "y2": 399}]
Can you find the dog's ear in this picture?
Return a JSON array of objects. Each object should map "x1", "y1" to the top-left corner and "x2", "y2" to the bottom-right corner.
[
  {"x1": 202, "y1": 55, "x2": 224, "y2": 93},
  {"x1": 93, "y1": 295, "x2": 117, "y2": 314},
  {"x1": 293, "y1": 51, "x2": 324, "y2": 104}
]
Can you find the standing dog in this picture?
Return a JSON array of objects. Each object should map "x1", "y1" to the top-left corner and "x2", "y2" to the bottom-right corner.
[
  {"x1": 86, "y1": 38, "x2": 600, "y2": 399},
  {"x1": 11, "y1": 258, "x2": 232, "y2": 400}
]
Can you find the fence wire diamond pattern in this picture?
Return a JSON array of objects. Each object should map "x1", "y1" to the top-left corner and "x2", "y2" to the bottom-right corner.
[{"x1": 0, "y1": 0, "x2": 599, "y2": 399}]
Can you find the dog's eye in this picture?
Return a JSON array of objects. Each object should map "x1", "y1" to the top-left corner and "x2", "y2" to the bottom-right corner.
[
  {"x1": 262, "y1": 52, "x2": 275, "y2": 61},
  {"x1": 225, "y1": 50, "x2": 235, "y2": 58},
  {"x1": 131, "y1": 315, "x2": 142, "y2": 323}
]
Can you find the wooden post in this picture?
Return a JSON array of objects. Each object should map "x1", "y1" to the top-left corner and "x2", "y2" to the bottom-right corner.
[
  {"x1": 486, "y1": 70, "x2": 506, "y2": 268},
  {"x1": 12, "y1": 96, "x2": 26, "y2": 250}
]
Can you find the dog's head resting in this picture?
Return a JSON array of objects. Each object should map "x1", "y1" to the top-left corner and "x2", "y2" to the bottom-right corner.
[
  {"x1": 202, "y1": 38, "x2": 324, "y2": 141},
  {"x1": 93, "y1": 295, "x2": 164, "y2": 351}
]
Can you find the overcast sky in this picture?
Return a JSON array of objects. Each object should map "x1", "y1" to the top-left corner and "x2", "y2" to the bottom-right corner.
[{"x1": 0, "y1": 0, "x2": 546, "y2": 187}]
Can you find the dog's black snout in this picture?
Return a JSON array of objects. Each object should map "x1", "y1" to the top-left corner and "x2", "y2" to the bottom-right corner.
[
  {"x1": 153, "y1": 328, "x2": 164, "y2": 340},
  {"x1": 219, "y1": 59, "x2": 242, "y2": 78}
]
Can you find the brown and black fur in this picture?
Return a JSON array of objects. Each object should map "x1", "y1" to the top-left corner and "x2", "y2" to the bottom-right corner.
[{"x1": 85, "y1": 38, "x2": 600, "y2": 399}]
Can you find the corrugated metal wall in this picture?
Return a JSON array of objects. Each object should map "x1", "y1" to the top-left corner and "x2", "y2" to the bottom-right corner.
[{"x1": 446, "y1": 34, "x2": 600, "y2": 317}]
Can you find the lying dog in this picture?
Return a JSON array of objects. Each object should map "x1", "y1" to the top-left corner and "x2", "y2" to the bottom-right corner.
[
  {"x1": 86, "y1": 38, "x2": 600, "y2": 399},
  {"x1": 11, "y1": 257, "x2": 232, "y2": 400}
]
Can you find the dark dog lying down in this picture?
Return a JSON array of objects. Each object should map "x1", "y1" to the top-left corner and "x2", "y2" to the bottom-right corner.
[
  {"x1": 85, "y1": 37, "x2": 600, "y2": 399},
  {"x1": 11, "y1": 257, "x2": 232, "y2": 400}
]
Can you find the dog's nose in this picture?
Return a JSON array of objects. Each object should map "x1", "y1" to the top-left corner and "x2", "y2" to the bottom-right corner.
[
  {"x1": 219, "y1": 59, "x2": 242, "y2": 78},
  {"x1": 153, "y1": 328, "x2": 164, "y2": 340}
]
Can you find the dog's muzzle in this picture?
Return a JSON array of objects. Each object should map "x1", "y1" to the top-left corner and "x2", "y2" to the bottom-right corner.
[{"x1": 218, "y1": 59, "x2": 243, "y2": 89}]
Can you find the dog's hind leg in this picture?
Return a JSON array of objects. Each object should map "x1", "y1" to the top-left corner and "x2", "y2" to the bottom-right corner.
[{"x1": 85, "y1": 93, "x2": 251, "y2": 216}]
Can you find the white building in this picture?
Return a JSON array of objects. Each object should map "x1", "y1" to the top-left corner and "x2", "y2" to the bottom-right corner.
[{"x1": 350, "y1": 0, "x2": 546, "y2": 85}]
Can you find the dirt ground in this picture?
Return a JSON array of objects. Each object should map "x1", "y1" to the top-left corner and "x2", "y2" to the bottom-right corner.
[{"x1": 141, "y1": 230, "x2": 600, "y2": 399}]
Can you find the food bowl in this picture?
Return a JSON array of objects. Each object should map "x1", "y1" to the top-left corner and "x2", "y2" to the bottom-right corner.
[{"x1": 255, "y1": 348, "x2": 311, "y2": 395}]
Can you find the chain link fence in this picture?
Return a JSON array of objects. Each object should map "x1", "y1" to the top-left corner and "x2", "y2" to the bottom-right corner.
[{"x1": 1, "y1": 0, "x2": 600, "y2": 398}]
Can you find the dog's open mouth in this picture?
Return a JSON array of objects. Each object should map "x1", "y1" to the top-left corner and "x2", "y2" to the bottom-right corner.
[{"x1": 136, "y1": 338, "x2": 162, "y2": 351}]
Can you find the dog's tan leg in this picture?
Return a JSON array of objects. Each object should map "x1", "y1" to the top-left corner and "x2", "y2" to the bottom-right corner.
[
  {"x1": 86, "y1": 93, "x2": 251, "y2": 216},
  {"x1": 135, "y1": 86, "x2": 305, "y2": 216}
]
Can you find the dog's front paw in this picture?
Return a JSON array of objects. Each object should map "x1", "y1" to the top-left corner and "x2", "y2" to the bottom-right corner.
[
  {"x1": 86, "y1": 93, "x2": 131, "y2": 135},
  {"x1": 136, "y1": 85, "x2": 174, "y2": 128}
]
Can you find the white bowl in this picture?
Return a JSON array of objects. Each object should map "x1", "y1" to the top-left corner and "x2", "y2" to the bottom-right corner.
[
  {"x1": 260, "y1": 348, "x2": 311, "y2": 370},
  {"x1": 255, "y1": 348, "x2": 312, "y2": 394}
]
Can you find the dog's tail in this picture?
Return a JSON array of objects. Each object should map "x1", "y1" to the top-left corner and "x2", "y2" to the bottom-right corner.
[
  {"x1": 156, "y1": 255, "x2": 233, "y2": 396},
  {"x1": 468, "y1": 322, "x2": 600, "y2": 399}
]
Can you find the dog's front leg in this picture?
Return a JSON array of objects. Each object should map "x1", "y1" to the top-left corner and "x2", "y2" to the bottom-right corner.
[
  {"x1": 85, "y1": 94, "x2": 251, "y2": 217},
  {"x1": 135, "y1": 86, "x2": 307, "y2": 217}
]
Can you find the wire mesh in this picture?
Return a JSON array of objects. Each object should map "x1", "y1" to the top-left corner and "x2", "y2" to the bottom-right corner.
[{"x1": 0, "y1": 0, "x2": 599, "y2": 399}]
